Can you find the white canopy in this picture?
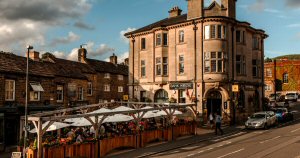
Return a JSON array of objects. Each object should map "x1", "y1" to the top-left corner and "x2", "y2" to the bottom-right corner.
[
  {"x1": 104, "y1": 114, "x2": 134, "y2": 123},
  {"x1": 135, "y1": 106, "x2": 162, "y2": 119},
  {"x1": 157, "y1": 109, "x2": 183, "y2": 116},
  {"x1": 29, "y1": 121, "x2": 70, "y2": 133},
  {"x1": 112, "y1": 106, "x2": 134, "y2": 112},
  {"x1": 64, "y1": 108, "x2": 111, "y2": 123}
]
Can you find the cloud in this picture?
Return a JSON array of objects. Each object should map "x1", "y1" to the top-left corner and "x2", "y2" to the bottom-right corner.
[
  {"x1": 286, "y1": 24, "x2": 300, "y2": 28},
  {"x1": 50, "y1": 32, "x2": 80, "y2": 46},
  {"x1": 74, "y1": 21, "x2": 95, "y2": 30},
  {"x1": 264, "y1": 8, "x2": 281, "y2": 13},
  {"x1": 66, "y1": 42, "x2": 115, "y2": 61},
  {"x1": 52, "y1": 51, "x2": 66, "y2": 59},
  {"x1": 285, "y1": 0, "x2": 300, "y2": 8},
  {"x1": 117, "y1": 52, "x2": 129, "y2": 63},
  {"x1": 0, "y1": 0, "x2": 92, "y2": 54},
  {"x1": 120, "y1": 27, "x2": 136, "y2": 43},
  {"x1": 248, "y1": 0, "x2": 265, "y2": 12}
]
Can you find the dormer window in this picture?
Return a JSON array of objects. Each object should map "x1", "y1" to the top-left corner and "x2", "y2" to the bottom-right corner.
[{"x1": 104, "y1": 73, "x2": 110, "y2": 78}]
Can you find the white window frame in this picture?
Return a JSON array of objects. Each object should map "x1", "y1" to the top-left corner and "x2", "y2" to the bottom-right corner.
[
  {"x1": 163, "y1": 33, "x2": 168, "y2": 46},
  {"x1": 156, "y1": 57, "x2": 162, "y2": 76},
  {"x1": 104, "y1": 84, "x2": 110, "y2": 92},
  {"x1": 78, "y1": 87, "x2": 83, "y2": 101},
  {"x1": 204, "y1": 52, "x2": 226, "y2": 73},
  {"x1": 104, "y1": 73, "x2": 110, "y2": 78},
  {"x1": 141, "y1": 38, "x2": 146, "y2": 50},
  {"x1": 5, "y1": 80, "x2": 15, "y2": 101},
  {"x1": 29, "y1": 82, "x2": 43, "y2": 101},
  {"x1": 87, "y1": 82, "x2": 93, "y2": 96},
  {"x1": 57, "y1": 85, "x2": 64, "y2": 102},
  {"x1": 118, "y1": 86, "x2": 124, "y2": 93},
  {"x1": 156, "y1": 33, "x2": 161, "y2": 46},
  {"x1": 265, "y1": 85, "x2": 272, "y2": 91},
  {"x1": 179, "y1": 30, "x2": 184, "y2": 43},
  {"x1": 118, "y1": 75, "x2": 124, "y2": 80},
  {"x1": 266, "y1": 68, "x2": 272, "y2": 77},
  {"x1": 283, "y1": 73, "x2": 288, "y2": 83},
  {"x1": 163, "y1": 57, "x2": 168, "y2": 76}
]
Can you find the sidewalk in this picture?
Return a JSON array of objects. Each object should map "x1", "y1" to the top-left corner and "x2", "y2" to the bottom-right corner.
[{"x1": 106, "y1": 125, "x2": 244, "y2": 158}]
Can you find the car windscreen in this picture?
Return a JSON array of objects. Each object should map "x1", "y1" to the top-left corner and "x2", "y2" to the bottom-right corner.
[
  {"x1": 250, "y1": 114, "x2": 266, "y2": 119},
  {"x1": 286, "y1": 93, "x2": 295, "y2": 97}
]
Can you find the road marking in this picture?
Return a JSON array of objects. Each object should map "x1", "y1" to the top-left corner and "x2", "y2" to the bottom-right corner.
[
  {"x1": 291, "y1": 128, "x2": 300, "y2": 133},
  {"x1": 216, "y1": 148, "x2": 244, "y2": 158},
  {"x1": 259, "y1": 136, "x2": 281, "y2": 144},
  {"x1": 211, "y1": 132, "x2": 245, "y2": 142}
]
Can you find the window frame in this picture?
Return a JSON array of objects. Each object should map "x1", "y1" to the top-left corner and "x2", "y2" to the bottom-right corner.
[
  {"x1": 283, "y1": 73, "x2": 288, "y2": 83},
  {"x1": 179, "y1": 55, "x2": 184, "y2": 74},
  {"x1": 104, "y1": 84, "x2": 110, "y2": 92},
  {"x1": 141, "y1": 38, "x2": 146, "y2": 50},
  {"x1": 56, "y1": 85, "x2": 64, "y2": 103},
  {"x1": 163, "y1": 57, "x2": 168, "y2": 76},
  {"x1": 29, "y1": 82, "x2": 43, "y2": 101},
  {"x1": 87, "y1": 82, "x2": 93, "y2": 96},
  {"x1": 141, "y1": 60, "x2": 146, "y2": 77},
  {"x1": 163, "y1": 33, "x2": 168, "y2": 46},
  {"x1": 266, "y1": 68, "x2": 272, "y2": 77},
  {"x1": 204, "y1": 52, "x2": 226, "y2": 73},
  {"x1": 156, "y1": 33, "x2": 162, "y2": 46},
  {"x1": 156, "y1": 57, "x2": 162, "y2": 76},
  {"x1": 118, "y1": 86, "x2": 124, "y2": 93},
  {"x1": 5, "y1": 80, "x2": 15, "y2": 101},
  {"x1": 118, "y1": 75, "x2": 124, "y2": 80},
  {"x1": 78, "y1": 87, "x2": 84, "y2": 101},
  {"x1": 104, "y1": 73, "x2": 110, "y2": 78},
  {"x1": 179, "y1": 30, "x2": 184, "y2": 43}
]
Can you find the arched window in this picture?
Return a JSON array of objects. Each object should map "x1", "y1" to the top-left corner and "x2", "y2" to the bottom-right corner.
[
  {"x1": 154, "y1": 89, "x2": 169, "y2": 103},
  {"x1": 283, "y1": 73, "x2": 288, "y2": 83}
]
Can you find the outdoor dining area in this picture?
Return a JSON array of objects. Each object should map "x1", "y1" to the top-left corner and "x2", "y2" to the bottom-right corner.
[{"x1": 20, "y1": 102, "x2": 197, "y2": 158}]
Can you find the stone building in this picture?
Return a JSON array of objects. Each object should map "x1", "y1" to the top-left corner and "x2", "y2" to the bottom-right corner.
[
  {"x1": 264, "y1": 59, "x2": 300, "y2": 97},
  {"x1": 125, "y1": 0, "x2": 267, "y2": 124},
  {"x1": 0, "y1": 48, "x2": 128, "y2": 147}
]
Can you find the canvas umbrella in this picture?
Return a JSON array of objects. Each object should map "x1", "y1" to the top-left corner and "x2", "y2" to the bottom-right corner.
[
  {"x1": 64, "y1": 108, "x2": 111, "y2": 123},
  {"x1": 29, "y1": 121, "x2": 70, "y2": 133},
  {"x1": 157, "y1": 109, "x2": 183, "y2": 116},
  {"x1": 112, "y1": 106, "x2": 134, "y2": 112},
  {"x1": 103, "y1": 114, "x2": 134, "y2": 123}
]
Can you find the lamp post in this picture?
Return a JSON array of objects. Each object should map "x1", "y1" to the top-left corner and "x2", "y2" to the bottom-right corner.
[{"x1": 23, "y1": 45, "x2": 33, "y2": 157}]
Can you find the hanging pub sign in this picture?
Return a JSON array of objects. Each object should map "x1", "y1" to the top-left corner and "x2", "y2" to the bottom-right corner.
[
  {"x1": 232, "y1": 85, "x2": 239, "y2": 92},
  {"x1": 169, "y1": 83, "x2": 193, "y2": 90}
]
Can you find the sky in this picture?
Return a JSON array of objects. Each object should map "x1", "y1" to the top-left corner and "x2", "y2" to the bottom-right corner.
[{"x1": 0, "y1": 0, "x2": 300, "y2": 62}]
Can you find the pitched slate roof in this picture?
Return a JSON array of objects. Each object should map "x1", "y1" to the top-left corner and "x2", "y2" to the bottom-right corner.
[
  {"x1": 86, "y1": 59, "x2": 128, "y2": 76},
  {"x1": 0, "y1": 52, "x2": 128, "y2": 79},
  {"x1": 0, "y1": 52, "x2": 53, "y2": 77},
  {"x1": 125, "y1": 14, "x2": 188, "y2": 36}
]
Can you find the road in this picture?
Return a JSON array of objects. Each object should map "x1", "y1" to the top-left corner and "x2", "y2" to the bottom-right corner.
[{"x1": 148, "y1": 101, "x2": 300, "y2": 158}]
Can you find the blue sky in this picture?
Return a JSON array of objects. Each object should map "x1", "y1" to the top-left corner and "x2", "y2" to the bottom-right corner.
[{"x1": 0, "y1": 0, "x2": 300, "y2": 62}]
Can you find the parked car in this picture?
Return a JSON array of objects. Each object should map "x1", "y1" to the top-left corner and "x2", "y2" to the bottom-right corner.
[
  {"x1": 269, "y1": 93, "x2": 284, "y2": 102},
  {"x1": 272, "y1": 107, "x2": 294, "y2": 122},
  {"x1": 285, "y1": 92, "x2": 299, "y2": 102},
  {"x1": 245, "y1": 111, "x2": 277, "y2": 129}
]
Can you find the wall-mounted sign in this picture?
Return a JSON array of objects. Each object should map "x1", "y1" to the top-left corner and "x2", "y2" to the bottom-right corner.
[
  {"x1": 123, "y1": 95, "x2": 129, "y2": 101},
  {"x1": 169, "y1": 83, "x2": 193, "y2": 90},
  {"x1": 232, "y1": 85, "x2": 239, "y2": 92}
]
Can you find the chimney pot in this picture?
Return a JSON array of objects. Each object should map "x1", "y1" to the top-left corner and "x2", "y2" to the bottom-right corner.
[
  {"x1": 27, "y1": 51, "x2": 40, "y2": 61},
  {"x1": 168, "y1": 6, "x2": 182, "y2": 18},
  {"x1": 110, "y1": 54, "x2": 118, "y2": 65}
]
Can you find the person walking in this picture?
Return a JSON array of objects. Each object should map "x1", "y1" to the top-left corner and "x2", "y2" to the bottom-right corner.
[
  {"x1": 215, "y1": 113, "x2": 224, "y2": 135},
  {"x1": 209, "y1": 113, "x2": 214, "y2": 129}
]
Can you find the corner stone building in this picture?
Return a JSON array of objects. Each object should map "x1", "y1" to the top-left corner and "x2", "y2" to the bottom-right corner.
[
  {"x1": 0, "y1": 48, "x2": 128, "y2": 147},
  {"x1": 126, "y1": 0, "x2": 267, "y2": 124}
]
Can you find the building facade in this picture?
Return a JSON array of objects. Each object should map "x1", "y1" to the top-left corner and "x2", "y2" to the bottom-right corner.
[
  {"x1": 0, "y1": 48, "x2": 128, "y2": 147},
  {"x1": 126, "y1": 0, "x2": 267, "y2": 124},
  {"x1": 264, "y1": 59, "x2": 300, "y2": 97}
]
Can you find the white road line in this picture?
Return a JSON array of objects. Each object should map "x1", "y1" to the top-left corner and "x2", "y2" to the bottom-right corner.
[
  {"x1": 259, "y1": 136, "x2": 281, "y2": 144},
  {"x1": 216, "y1": 148, "x2": 245, "y2": 158},
  {"x1": 211, "y1": 132, "x2": 245, "y2": 142},
  {"x1": 291, "y1": 128, "x2": 300, "y2": 133}
]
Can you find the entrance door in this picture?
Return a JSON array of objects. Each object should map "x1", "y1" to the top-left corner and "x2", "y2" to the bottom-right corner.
[{"x1": 207, "y1": 91, "x2": 222, "y2": 116}]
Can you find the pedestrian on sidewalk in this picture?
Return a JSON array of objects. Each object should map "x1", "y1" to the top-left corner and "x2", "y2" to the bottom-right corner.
[
  {"x1": 215, "y1": 113, "x2": 224, "y2": 135},
  {"x1": 209, "y1": 113, "x2": 214, "y2": 129}
]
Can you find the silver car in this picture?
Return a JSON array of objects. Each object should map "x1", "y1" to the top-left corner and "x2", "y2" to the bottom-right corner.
[{"x1": 245, "y1": 112, "x2": 277, "y2": 129}]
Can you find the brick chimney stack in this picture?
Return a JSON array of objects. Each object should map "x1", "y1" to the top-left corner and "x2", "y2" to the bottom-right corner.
[
  {"x1": 27, "y1": 51, "x2": 40, "y2": 61},
  {"x1": 110, "y1": 53, "x2": 118, "y2": 65},
  {"x1": 169, "y1": 6, "x2": 182, "y2": 18},
  {"x1": 78, "y1": 45, "x2": 87, "y2": 63}
]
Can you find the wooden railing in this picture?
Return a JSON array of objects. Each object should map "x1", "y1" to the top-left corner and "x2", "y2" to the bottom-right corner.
[{"x1": 27, "y1": 124, "x2": 195, "y2": 158}]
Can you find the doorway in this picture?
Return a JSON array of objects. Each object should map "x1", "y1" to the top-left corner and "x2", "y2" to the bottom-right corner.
[{"x1": 207, "y1": 91, "x2": 222, "y2": 117}]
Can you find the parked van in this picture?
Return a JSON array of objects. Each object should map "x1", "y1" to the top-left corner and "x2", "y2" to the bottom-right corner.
[{"x1": 285, "y1": 92, "x2": 299, "y2": 102}]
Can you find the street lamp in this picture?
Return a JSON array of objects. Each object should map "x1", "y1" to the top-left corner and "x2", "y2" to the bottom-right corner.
[{"x1": 23, "y1": 45, "x2": 33, "y2": 157}]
